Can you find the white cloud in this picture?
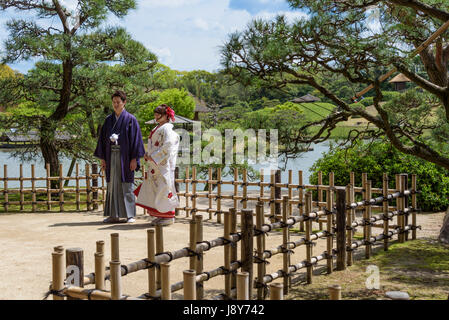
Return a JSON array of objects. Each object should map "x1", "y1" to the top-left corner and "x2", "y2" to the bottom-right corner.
[{"x1": 193, "y1": 18, "x2": 209, "y2": 31}]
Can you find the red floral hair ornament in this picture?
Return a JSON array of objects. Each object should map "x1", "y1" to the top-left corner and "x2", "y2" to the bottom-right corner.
[{"x1": 165, "y1": 106, "x2": 175, "y2": 122}]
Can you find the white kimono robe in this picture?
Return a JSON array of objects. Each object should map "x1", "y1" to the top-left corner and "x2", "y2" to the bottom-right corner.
[{"x1": 135, "y1": 123, "x2": 180, "y2": 218}]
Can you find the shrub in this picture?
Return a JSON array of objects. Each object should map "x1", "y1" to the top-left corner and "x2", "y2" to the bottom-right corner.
[{"x1": 309, "y1": 141, "x2": 449, "y2": 212}]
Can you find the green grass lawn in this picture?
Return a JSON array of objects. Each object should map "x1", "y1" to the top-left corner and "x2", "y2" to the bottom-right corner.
[{"x1": 286, "y1": 238, "x2": 449, "y2": 300}]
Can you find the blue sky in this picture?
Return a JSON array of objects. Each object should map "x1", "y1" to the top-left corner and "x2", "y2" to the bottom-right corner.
[{"x1": 0, "y1": 0, "x2": 305, "y2": 74}]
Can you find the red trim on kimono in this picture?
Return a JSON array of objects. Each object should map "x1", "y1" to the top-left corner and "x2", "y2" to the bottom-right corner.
[{"x1": 135, "y1": 203, "x2": 175, "y2": 218}]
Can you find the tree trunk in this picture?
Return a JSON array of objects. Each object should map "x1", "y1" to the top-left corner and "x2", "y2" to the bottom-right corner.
[
  {"x1": 40, "y1": 120, "x2": 60, "y2": 189},
  {"x1": 438, "y1": 207, "x2": 449, "y2": 244}
]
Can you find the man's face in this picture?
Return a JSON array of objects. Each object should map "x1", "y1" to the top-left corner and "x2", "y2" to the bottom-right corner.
[{"x1": 112, "y1": 96, "x2": 126, "y2": 114}]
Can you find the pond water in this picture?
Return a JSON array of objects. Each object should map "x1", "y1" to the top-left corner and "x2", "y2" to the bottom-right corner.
[{"x1": 0, "y1": 141, "x2": 332, "y2": 190}]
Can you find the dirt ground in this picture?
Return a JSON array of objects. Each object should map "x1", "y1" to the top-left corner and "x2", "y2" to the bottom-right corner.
[{"x1": 0, "y1": 191, "x2": 446, "y2": 300}]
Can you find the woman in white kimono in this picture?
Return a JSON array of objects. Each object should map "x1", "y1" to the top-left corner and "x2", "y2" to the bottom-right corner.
[{"x1": 135, "y1": 104, "x2": 180, "y2": 226}]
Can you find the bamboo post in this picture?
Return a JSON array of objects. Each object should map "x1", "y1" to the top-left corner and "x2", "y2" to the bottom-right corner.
[
  {"x1": 192, "y1": 166, "x2": 197, "y2": 219},
  {"x1": 347, "y1": 184, "x2": 355, "y2": 266},
  {"x1": 31, "y1": 164, "x2": 36, "y2": 212},
  {"x1": 350, "y1": 172, "x2": 355, "y2": 220},
  {"x1": 19, "y1": 164, "x2": 23, "y2": 211},
  {"x1": 111, "y1": 233, "x2": 119, "y2": 262},
  {"x1": 110, "y1": 261, "x2": 122, "y2": 300},
  {"x1": 298, "y1": 170, "x2": 305, "y2": 231},
  {"x1": 270, "y1": 170, "x2": 275, "y2": 223},
  {"x1": 183, "y1": 269, "x2": 196, "y2": 300},
  {"x1": 92, "y1": 163, "x2": 99, "y2": 210},
  {"x1": 161, "y1": 263, "x2": 171, "y2": 300},
  {"x1": 328, "y1": 285, "x2": 342, "y2": 300},
  {"x1": 46, "y1": 163, "x2": 52, "y2": 211},
  {"x1": 365, "y1": 180, "x2": 372, "y2": 259},
  {"x1": 236, "y1": 272, "x2": 249, "y2": 300},
  {"x1": 224, "y1": 210, "x2": 232, "y2": 298},
  {"x1": 52, "y1": 251, "x2": 65, "y2": 300},
  {"x1": 412, "y1": 174, "x2": 417, "y2": 240},
  {"x1": 260, "y1": 169, "x2": 266, "y2": 252},
  {"x1": 96, "y1": 240, "x2": 105, "y2": 255},
  {"x1": 282, "y1": 196, "x2": 290, "y2": 294},
  {"x1": 195, "y1": 215, "x2": 204, "y2": 299},
  {"x1": 269, "y1": 283, "x2": 283, "y2": 300},
  {"x1": 326, "y1": 172, "x2": 334, "y2": 273},
  {"x1": 156, "y1": 225, "x2": 163, "y2": 290},
  {"x1": 397, "y1": 174, "x2": 406, "y2": 243},
  {"x1": 242, "y1": 168, "x2": 248, "y2": 209},
  {"x1": 147, "y1": 229, "x2": 157, "y2": 298},
  {"x1": 3, "y1": 165, "x2": 8, "y2": 213},
  {"x1": 305, "y1": 192, "x2": 313, "y2": 284},
  {"x1": 94, "y1": 252, "x2": 105, "y2": 291},
  {"x1": 189, "y1": 218, "x2": 198, "y2": 272},
  {"x1": 288, "y1": 170, "x2": 293, "y2": 217},
  {"x1": 275, "y1": 170, "x2": 281, "y2": 221},
  {"x1": 85, "y1": 164, "x2": 91, "y2": 211},
  {"x1": 336, "y1": 188, "x2": 347, "y2": 271},
  {"x1": 383, "y1": 173, "x2": 389, "y2": 251},
  {"x1": 59, "y1": 163, "x2": 64, "y2": 212},
  {"x1": 403, "y1": 174, "x2": 409, "y2": 241},
  {"x1": 185, "y1": 166, "x2": 190, "y2": 218},
  {"x1": 208, "y1": 167, "x2": 213, "y2": 220},
  {"x1": 101, "y1": 165, "x2": 106, "y2": 208},
  {"x1": 229, "y1": 207, "x2": 238, "y2": 296},
  {"x1": 75, "y1": 163, "x2": 80, "y2": 211},
  {"x1": 241, "y1": 209, "x2": 254, "y2": 299},
  {"x1": 395, "y1": 174, "x2": 401, "y2": 242},
  {"x1": 318, "y1": 171, "x2": 323, "y2": 230},
  {"x1": 256, "y1": 202, "x2": 265, "y2": 300},
  {"x1": 234, "y1": 168, "x2": 239, "y2": 214},
  {"x1": 216, "y1": 167, "x2": 222, "y2": 224}
]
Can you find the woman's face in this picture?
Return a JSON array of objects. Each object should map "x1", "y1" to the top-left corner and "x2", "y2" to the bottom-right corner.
[{"x1": 154, "y1": 112, "x2": 168, "y2": 124}]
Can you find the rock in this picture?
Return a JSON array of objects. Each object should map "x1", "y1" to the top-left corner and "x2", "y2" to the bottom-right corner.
[
  {"x1": 385, "y1": 291, "x2": 410, "y2": 300},
  {"x1": 438, "y1": 207, "x2": 449, "y2": 244}
]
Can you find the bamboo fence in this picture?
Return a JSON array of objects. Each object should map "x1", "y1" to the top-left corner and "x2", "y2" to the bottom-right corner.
[{"x1": 44, "y1": 171, "x2": 421, "y2": 300}]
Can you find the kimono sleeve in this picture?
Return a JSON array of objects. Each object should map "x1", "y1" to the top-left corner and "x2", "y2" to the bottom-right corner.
[
  {"x1": 93, "y1": 122, "x2": 107, "y2": 160},
  {"x1": 129, "y1": 116, "x2": 146, "y2": 161},
  {"x1": 150, "y1": 127, "x2": 179, "y2": 165}
]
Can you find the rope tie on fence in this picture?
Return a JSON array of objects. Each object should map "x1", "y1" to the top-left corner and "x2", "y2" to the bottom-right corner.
[
  {"x1": 143, "y1": 258, "x2": 160, "y2": 269},
  {"x1": 323, "y1": 251, "x2": 336, "y2": 259},
  {"x1": 213, "y1": 210, "x2": 224, "y2": 216},
  {"x1": 253, "y1": 255, "x2": 270, "y2": 265},
  {"x1": 201, "y1": 271, "x2": 212, "y2": 281},
  {"x1": 218, "y1": 237, "x2": 232, "y2": 245},
  {"x1": 409, "y1": 225, "x2": 422, "y2": 231},
  {"x1": 214, "y1": 196, "x2": 222, "y2": 201},
  {"x1": 219, "y1": 266, "x2": 233, "y2": 275},
  {"x1": 86, "y1": 288, "x2": 95, "y2": 300},
  {"x1": 361, "y1": 218, "x2": 372, "y2": 226},
  {"x1": 240, "y1": 197, "x2": 248, "y2": 203},
  {"x1": 197, "y1": 240, "x2": 212, "y2": 251},
  {"x1": 382, "y1": 213, "x2": 393, "y2": 221},
  {"x1": 324, "y1": 208, "x2": 335, "y2": 215},
  {"x1": 263, "y1": 250, "x2": 273, "y2": 259},
  {"x1": 304, "y1": 239, "x2": 316, "y2": 247},
  {"x1": 382, "y1": 232, "x2": 394, "y2": 240},
  {"x1": 143, "y1": 293, "x2": 161, "y2": 300},
  {"x1": 253, "y1": 227, "x2": 269, "y2": 237},
  {"x1": 156, "y1": 251, "x2": 174, "y2": 262},
  {"x1": 280, "y1": 246, "x2": 295, "y2": 255},
  {"x1": 254, "y1": 279, "x2": 269, "y2": 298},
  {"x1": 43, "y1": 287, "x2": 67, "y2": 300},
  {"x1": 121, "y1": 264, "x2": 129, "y2": 276},
  {"x1": 261, "y1": 223, "x2": 272, "y2": 234},
  {"x1": 363, "y1": 239, "x2": 376, "y2": 246},
  {"x1": 229, "y1": 232, "x2": 242, "y2": 242},
  {"x1": 184, "y1": 247, "x2": 201, "y2": 258},
  {"x1": 297, "y1": 202, "x2": 303, "y2": 208},
  {"x1": 323, "y1": 230, "x2": 335, "y2": 237}
]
